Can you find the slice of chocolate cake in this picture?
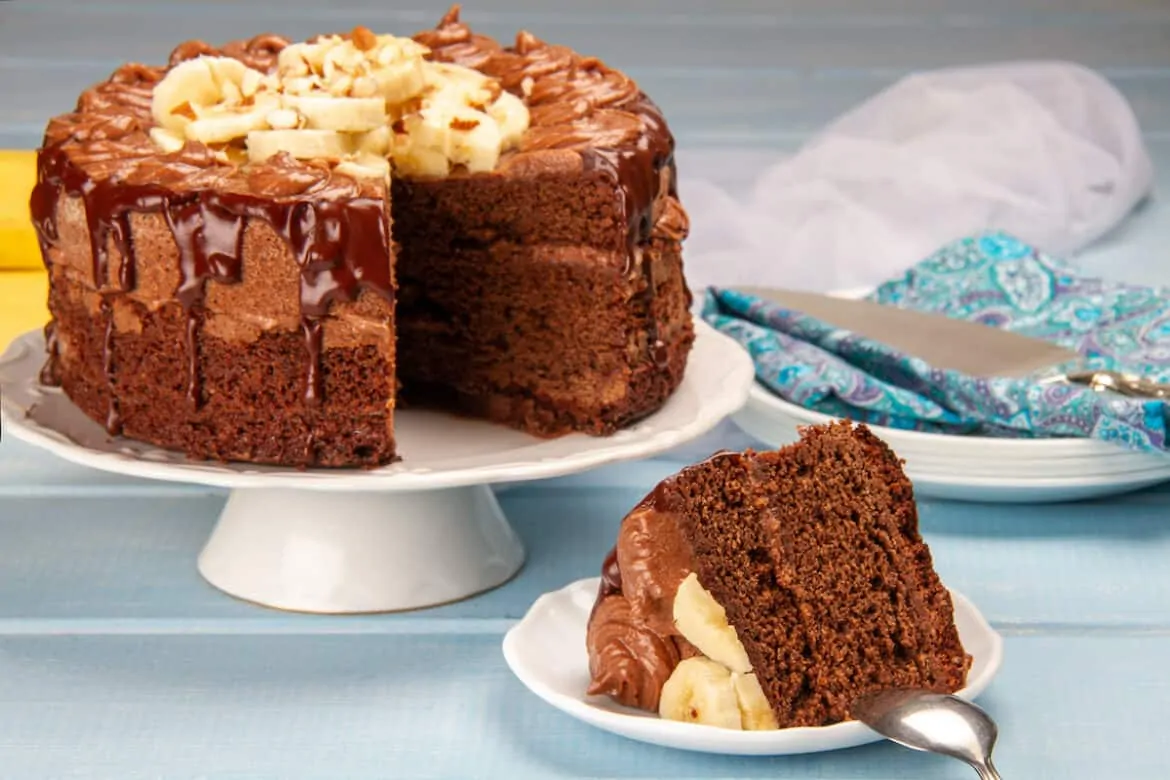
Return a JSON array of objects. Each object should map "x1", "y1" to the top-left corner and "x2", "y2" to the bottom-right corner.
[{"x1": 586, "y1": 421, "x2": 971, "y2": 729}]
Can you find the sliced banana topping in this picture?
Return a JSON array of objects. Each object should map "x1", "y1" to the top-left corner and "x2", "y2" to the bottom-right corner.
[
  {"x1": 186, "y1": 99, "x2": 279, "y2": 146},
  {"x1": 335, "y1": 153, "x2": 392, "y2": 182},
  {"x1": 732, "y1": 672, "x2": 780, "y2": 731},
  {"x1": 659, "y1": 572, "x2": 779, "y2": 730},
  {"x1": 672, "y1": 572, "x2": 753, "y2": 674},
  {"x1": 149, "y1": 127, "x2": 186, "y2": 154},
  {"x1": 282, "y1": 94, "x2": 387, "y2": 133},
  {"x1": 147, "y1": 26, "x2": 531, "y2": 182},
  {"x1": 277, "y1": 30, "x2": 428, "y2": 106},
  {"x1": 391, "y1": 64, "x2": 531, "y2": 178},
  {"x1": 246, "y1": 129, "x2": 355, "y2": 164},
  {"x1": 658, "y1": 657, "x2": 743, "y2": 730},
  {"x1": 151, "y1": 56, "x2": 273, "y2": 134}
]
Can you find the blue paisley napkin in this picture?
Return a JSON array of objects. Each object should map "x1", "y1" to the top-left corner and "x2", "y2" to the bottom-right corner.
[{"x1": 702, "y1": 232, "x2": 1170, "y2": 453}]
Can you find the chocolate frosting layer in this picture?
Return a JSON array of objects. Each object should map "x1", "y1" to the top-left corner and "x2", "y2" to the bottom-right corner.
[
  {"x1": 585, "y1": 483, "x2": 698, "y2": 711},
  {"x1": 32, "y1": 5, "x2": 686, "y2": 438}
]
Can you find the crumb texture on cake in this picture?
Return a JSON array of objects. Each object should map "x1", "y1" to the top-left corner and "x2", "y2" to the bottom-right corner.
[
  {"x1": 31, "y1": 5, "x2": 694, "y2": 467},
  {"x1": 585, "y1": 421, "x2": 971, "y2": 728}
]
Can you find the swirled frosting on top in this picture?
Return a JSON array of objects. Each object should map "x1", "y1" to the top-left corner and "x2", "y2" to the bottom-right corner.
[{"x1": 43, "y1": 4, "x2": 683, "y2": 228}]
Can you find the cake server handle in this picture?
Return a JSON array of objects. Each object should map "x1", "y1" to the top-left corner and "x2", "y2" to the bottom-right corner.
[{"x1": 1042, "y1": 370, "x2": 1170, "y2": 399}]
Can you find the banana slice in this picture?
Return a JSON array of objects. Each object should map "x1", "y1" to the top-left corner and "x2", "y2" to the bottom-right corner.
[
  {"x1": 424, "y1": 61, "x2": 493, "y2": 98},
  {"x1": 395, "y1": 101, "x2": 506, "y2": 175},
  {"x1": 355, "y1": 125, "x2": 391, "y2": 156},
  {"x1": 152, "y1": 56, "x2": 267, "y2": 133},
  {"x1": 186, "y1": 103, "x2": 275, "y2": 145},
  {"x1": 152, "y1": 58, "x2": 223, "y2": 132},
  {"x1": 391, "y1": 138, "x2": 452, "y2": 178},
  {"x1": 246, "y1": 129, "x2": 354, "y2": 164},
  {"x1": 658, "y1": 657, "x2": 743, "y2": 730},
  {"x1": 282, "y1": 94, "x2": 387, "y2": 132},
  {"x1": 449, "y1": 114, "x2": 503, "y2": 173},
  {"x1": 489, "y1": 91, "x2": 531, "y2": 150},
  {"x1": 731, "y1": 672, "x2": 779, "y2": 730},
  {"x1": 265, "y1": 108, "x2": 304, "y2": 131},
  {"x1": 672, "y1": 573, "x2": 753, "y2": 674},
  {"x1": 148, "y1": 34, "x2": 527, "y2": 175},
  {"x1": 335, "y1": 152, "x2": 391, "y2": 183},
  {"x1": 149, "y1": 127, "x2": 186, "y2": 154},
  {"x1": 388, "y1": 61, "x2": 530, "y2": 176},
  {"x1": 370, "y1": 59, "x2": 427, "y2": 104},
  {"x1": 206, "y1": 57, "x2": 263, "y2": 98}
]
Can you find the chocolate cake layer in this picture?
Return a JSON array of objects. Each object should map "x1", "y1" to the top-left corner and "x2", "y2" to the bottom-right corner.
[
  {"x1": 32, "y1": 7, "x2": 693, "y2": 467},
  {"x1": 48, "y1": 266, "x2": 395, "y2": 467},
  {"x1": 396, "y1": 232, "x2": 692, "y2": 436}
]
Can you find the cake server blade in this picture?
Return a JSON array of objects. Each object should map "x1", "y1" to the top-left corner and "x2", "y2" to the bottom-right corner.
[{"x1": 735, "y1": 287, "x2": 1077, "y2": 379}]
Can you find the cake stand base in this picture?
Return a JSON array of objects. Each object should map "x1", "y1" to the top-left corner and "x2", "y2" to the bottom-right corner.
[{"x1": 196, "y1": 485, "x2": 524, "y2": 614}]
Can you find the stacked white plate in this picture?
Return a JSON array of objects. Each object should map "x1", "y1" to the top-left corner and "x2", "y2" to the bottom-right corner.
[{"x1": 733, "y1": 383, "x2": 1170, "y2": 503}]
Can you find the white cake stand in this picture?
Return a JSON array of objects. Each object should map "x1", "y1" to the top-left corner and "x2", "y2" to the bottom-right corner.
[{"x1": 0, "y1": 320, "x2": 754, "y2": 614}]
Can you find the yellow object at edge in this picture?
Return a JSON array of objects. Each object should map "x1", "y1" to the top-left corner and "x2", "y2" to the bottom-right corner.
[{"x1": 0, "y1": 149, "x2": 41, "y2": 271}]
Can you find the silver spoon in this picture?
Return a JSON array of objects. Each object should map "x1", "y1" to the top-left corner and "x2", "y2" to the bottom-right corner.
[{"x1": 852, "y1": 689, "x2": 1003, "y2": 780}]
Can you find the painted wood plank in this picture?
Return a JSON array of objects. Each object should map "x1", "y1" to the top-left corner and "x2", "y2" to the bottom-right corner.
[
  {"x1": 0, "y1": 632, "x2": 1162, "y2": 779},
  {"x1": 2, "y1": 4, "x2": 1169, "y2": 72},
  {"x1": 3, "y1": 475, "x2": 1170, "y2": 627},
  {"x1": 11, "y1": 0, "x2": 1170, "y2": 20},
  {"x1": 0, "y1": 437, "x2": 215, "y2": 497}
]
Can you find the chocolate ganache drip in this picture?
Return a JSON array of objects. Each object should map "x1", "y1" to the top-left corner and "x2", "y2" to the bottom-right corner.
[
  {"x1": 417, "y1": 8, "x2": 681, "y2": 368},
  {"x1": 30, "y1": 47, "x2": 393, "y2": 441}
]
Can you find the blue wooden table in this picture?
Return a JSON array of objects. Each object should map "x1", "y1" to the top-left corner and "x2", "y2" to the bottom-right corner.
[{"x1": 3, "y1": 1, "x2": 1170, "y2": 777}]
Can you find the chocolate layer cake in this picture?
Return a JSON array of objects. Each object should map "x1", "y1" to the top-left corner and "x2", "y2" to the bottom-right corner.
[
  {"x1": 586, "y1": 422, "x2": 970, "y2": 729},
  {"x1": 31, "y1": 7, "x2": 693, "y2": 467}
]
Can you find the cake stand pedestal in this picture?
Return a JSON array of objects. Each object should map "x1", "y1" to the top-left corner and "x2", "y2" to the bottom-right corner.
[
  {"x1": 198, "y1": 485, "x2": 520, "y2": 613},
  {"x1": 0, "y1": 320, "x2": 755, "y2": 614}
]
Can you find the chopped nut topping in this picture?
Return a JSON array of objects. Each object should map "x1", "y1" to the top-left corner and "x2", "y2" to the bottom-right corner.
[
  {"x1": 171, "y1": 101, "x2": 197, "y2": 120},
  {"x1": 351, "y1": 25, "x2": 377, "y2": 52}
]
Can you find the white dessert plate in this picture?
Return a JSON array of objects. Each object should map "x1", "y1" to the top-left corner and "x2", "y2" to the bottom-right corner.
[
  {"x1": 734, "y1": 382, "x2": 1170, "y2": 503},
  {"x1": 502, "y1": 577, "x2": 1004, "y2": 756},
  {"x1": 727, "y1": 288, "x2": 1170, "y2": 503}
]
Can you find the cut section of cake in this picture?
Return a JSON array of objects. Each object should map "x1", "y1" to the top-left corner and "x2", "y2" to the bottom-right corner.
[
  {"x1": 395, "y1": 18, "x2": 692, "y2": 437},
  {"x1": 585, "y1": 421, "x2": 971, "y2": 729},
  {"x1": 31, "y1": 7, "x2": 693, "y2": 468}
]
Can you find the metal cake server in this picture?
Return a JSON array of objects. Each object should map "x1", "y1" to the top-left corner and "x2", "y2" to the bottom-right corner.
[
  {"x1": 736, "y1": 287, "x2": 1170, "y2": 398},
  {"x1": 852, "y1": 689, "x2": 1004, "y2": 780}
]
